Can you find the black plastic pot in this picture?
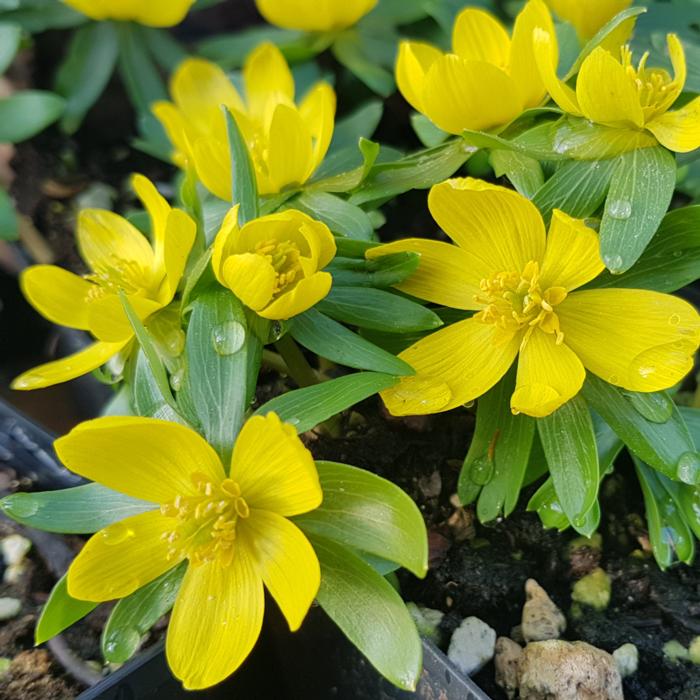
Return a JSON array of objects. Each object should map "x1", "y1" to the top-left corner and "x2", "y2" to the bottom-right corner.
[{"x1": 0, "y1": 399, "x2": 492, "y2": 700}]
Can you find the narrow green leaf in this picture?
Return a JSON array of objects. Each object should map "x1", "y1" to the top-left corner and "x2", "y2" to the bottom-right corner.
[
  {"x1": 311, "y1": 535, "x2": 422, "y2": 691},
  {"x1": 131, "y1": 350, "x2": 185, "y2": 423},
  {"x1": 291, "y1": 309, "x2": 414, "y2": 375},
  {"x1": 489, "y1": 150, "x2": 544, "y2": 199},
  {"x1": 289, "y1": 191, "x2": 374, "y2": 240},
  {"x1": 0, "y1": 185, "x2": 18, "y2": 241},
  {"x1": 329, "y1": 100, "x2": 383, "y2": 152},
  {"x1": 533, "y1": 158, "x2": 616, "y2": 223},
  {"x1": 325, "y1": 251, "x2": 420, "y2": 288},
  {"x1": 224, "y1": 108, "x2": 258, "y2": 223},
  {"x1": 140, "y1": 27, "x2": 188, "y2": 71},
  {"x1": 309, "y1": 138, "x2": 380, "y2": 193},
  {"x1": 331, "y1": 32, "x2": 394, "y2": 96},
  {"x1": 0, "y1": 483, "x2": 153, "y2": 534},
  {"x1": 0, "y1": 90, "x2": 64, "y2": 142},
  {"x1": 185, "y1": 289, "x2": 262, "y2": 463},
  {"x1": 0, "y1": 2, "x2": 84, "y2": 32},
  {"x1": 102, "y1": 563, "x2": 185, "y2": 663},
  {"x1": 410, "y1": 113, "x2": 447, "y2": 148},
  {"x1": 538, "y1": 395, "x2": 600, "y2": 526},
  {"x1": 317, "y1": 286, "x2": 442, "y2": 334},
  {"x1": 54, "y1": 22, "x2": 118, "y2": 134},
  {"x1": 582, "y1": 375, "x2": 699, "y2": 483},
  {"x1": 599, "y1": 146, "x2": 676, "y2": 273},
  {"x1": 0, "y1": 23, "x2": 21, "y2": 74},
  {"x1": 36, "y1": 575, "x2": 98, "y2": 645},
  {"x1": 253, "y1": 371, "x2": 399, "y2": 433},
  {"x1": 295, "y1": 461, "x2": 427, "y2": 577},
  {"x1": 462, "y1": 127, "x2": 559, "y2": 161},
  {"x1": 586, "y1": 205, "x2": 700, "y2": 292}
]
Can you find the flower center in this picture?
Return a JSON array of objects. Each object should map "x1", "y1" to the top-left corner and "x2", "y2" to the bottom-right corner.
[
  {"x1": 474, "y1": 261, "x2": 567, "y2": 345},
  {"x1": 255, "y1": 239, "x2": 304, "y2": 297},
  {"x1": 159, "y1": 473, "x2": 250, "y2": 568},
  {"x1": 620, "y1": 47, "x2": 675, "y2": 120},
  {"x1": 85, "y1": 256, "x2": 153, "y2": 300}
]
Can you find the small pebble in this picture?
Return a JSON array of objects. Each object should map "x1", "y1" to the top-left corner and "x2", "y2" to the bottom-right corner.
[
  {"x1": 522, "y1": 579, "x2": 566, "y2": 642},
  {"x1": 612, "y1": 643, "x2": 639, "y2": 678},
  {"x1": 494, "y1": 637, "x2": 522, "y2": 699},
  {"x1": 688, "y1": 636, "x2": 700, "y2": 664},
  {"x1": 407, "y1": 603, "x2": 443, "y2": 644},
  {"x1": 448, "y1": 616, "x2": 497, "y2": 676},
  {"x1": 663, "y1": 640, "x2": 689, "y2": 663},
  {"x1": 1, "y1": 535, "x2": 31, "y2": 566},
  {"x1": 571, "y1": 567, "x2": 611, "y2": 611},
  {"x1": 0, "y1": 597, "x2": 22, "y2": 621}
]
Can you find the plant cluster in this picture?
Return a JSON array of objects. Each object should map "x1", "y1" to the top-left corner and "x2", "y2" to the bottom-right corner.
[{"x1": 1, "y1": 0, "x2": 700, "y2": 691}]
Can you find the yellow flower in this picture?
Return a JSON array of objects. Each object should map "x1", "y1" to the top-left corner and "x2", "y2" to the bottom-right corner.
[
  {"x1": 395, "y1": 0, "x2": 555, "y2": 134},
  {"x1": 212, "y1": 207, "x2": 336, "y2": 320},
  {"x1": 153, "y1": 44, "x2": 336, "y2": 199},
  {"x1": 255, "y1": 0, "x2": 377, "y2": 32},
  {"x1": 545, "y1": 0, "x2": 632, "y2": 42},
  {"x1": 63, "y1": 0, "x2": 194, "y2": 26},
  {"x1": 367, "y1": 178, "x2": 700, "y2": 418},
  {"x1": 12, "y1": 175, "x2": 195, "y2": 390},
  {"x1": 55, "y1": 412, "x2": 322, "y2": 689},
  {"x1": 535, "y1": 31, "x2": 700, "y2": 153}
]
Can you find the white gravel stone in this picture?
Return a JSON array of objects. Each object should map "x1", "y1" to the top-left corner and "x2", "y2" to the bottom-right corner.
[
  {"x1": 447, "y1": 616, "x2": 497, "y2": 676},
  {"x1": 613, "y1": 643, "x2": 639, "y2": 678},
  {"x1": 0, "y1": 597, "x2": 22, "y2": 621}
]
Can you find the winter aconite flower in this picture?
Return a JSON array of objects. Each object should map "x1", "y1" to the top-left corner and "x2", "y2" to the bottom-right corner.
[
  {"x1": 55, "y1": 412, "x2": 322, "y2": 689},
  {"x1": 535, "y1": 31, "x2": 700, "y2": 153},
  {"x1": 255, "y1": 0, "x2": 377, "y2": 32},
  {"x1": 63, "y1": 0, "x2": 194, "y2": 26},
  {"x1": 396, "y1": 0, "x2": 555, "y2": 134},
  {"x1": 153, "y1": 43, "x2": 336, "y2": 199},
  {"x1": 12, "y1": 176, "x2": 195, "y2": 390},
  {"x1": 367, "y1": 178, "x2": 700, "y2": 418},
  {"x1": 212, "y1": 207, "x2": 336, "y2": 320},
  {"x1": 545, "y1": 0, "x2": 632, "y2": 44}
]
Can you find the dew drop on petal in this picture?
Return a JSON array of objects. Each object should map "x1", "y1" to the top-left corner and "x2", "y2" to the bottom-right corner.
[
  {"x1": 211, "y1": 321, "x2": 246, "y2": 356},
  {"x1": 101, "y1": 521, "x2": 135, "y2": 545},
  {"x1": 668, "y1": 314, "x2": 681, "y2": 326}
]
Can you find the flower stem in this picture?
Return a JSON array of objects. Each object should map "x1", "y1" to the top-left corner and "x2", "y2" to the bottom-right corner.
[{"x1": 274, "y1": 335, "x2": 319, "y2": 388}]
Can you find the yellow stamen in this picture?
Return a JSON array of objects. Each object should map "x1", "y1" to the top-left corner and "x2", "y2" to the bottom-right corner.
[{"x1": 254, "y1": 238, "x2": 304, "y2": 296}]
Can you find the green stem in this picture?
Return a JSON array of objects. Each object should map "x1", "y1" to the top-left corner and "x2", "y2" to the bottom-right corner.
[{"x1": 274, "y1": 335, "x2": 319, "y2": 388}]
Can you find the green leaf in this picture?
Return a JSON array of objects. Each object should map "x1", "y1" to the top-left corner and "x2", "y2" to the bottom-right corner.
[
  {"x1": 599, "y1": 146, "x2": 676, "y2": 273},
  {"x1": 289, "y1": 191, "x2": 373, "y2": 240},
  {"x1": 0, "y1": 483, "x2": 153, "y2": 534},
  {"x1": 0, "y1": 23, "x2": 21, "y2": 74},
  {"x1": 102, "y1": 563, "x2": 185, "y2": 663},
  {"x1": 185, "y1": 289, "x2": 261, "y2": 463},
  {"x1": 582, "y1": 375, "x2": 699, "y2": 483},
  {"x1": 329, "y1": 100, "x2": 383, "y2": 153},
  {"x1": 291, "y1": 309, "x2": 414, "y2": 375},
  {"x1": 309, "y1": 138, "x2": 380, "y2": 193},
  {"x1": 410, "y1": 113, "x2": 448, "y2": 148},
  {"x1": 317, "y1": 286, "x2": 442, "y2": 334},
  {"x1": 350, "y1": 139, "x2": 472, "y2": 206},
  {"x1": 295, "y1": 461, "x2": 427, "y2": 577},
  {"x1": 0, "y1": 185, "x2": 18, "y2": 241},
  {"x1": 325, "y1": 251, "x2": 420, "y2": 288},
  {"x1": 635, "y1": 458, "x2": 695, "y2": 569},
  {"x1": 0, "y1": 90, "x2": 64, "y2": 142},
  {"x1": 311, "y1": 535, "x2": 422, "y2": 691},
  {"x1": 489, "y1": 150, "x2": 544, "y2": 199},
  {"x1": 537, "y1": 395, "x2": 600, "y2": 526},
  {"x1": 586, "y1": 205, "x2": 700, "y2": 292},
  {"x1": 0, "y1": 2, "x2": 84, "y2": 32},
  {"x1": 253, "y1": 371, "x2": 399, "y2": 433},
  {"x1": 331, "y1": 31, "x2": 394, "y2": 97},
  {"x1": 140, "y1": 27, "x2": 188, "y2": 72},
  {"x1": 35, "y1": 575, "x2": 98, "y2": 645},
  {"x1": 224, "y1": 108, "x2": 258, "y2": 223},
  {"x1": 533, "y1": 158, "x2": 616, "y2": 223},
  {"x1": 54, "y1": 21, "x2": 118, "y2": 134},
  {"x1": 131, "y1": 350, "x2": 185, "y2": 423},
  {"x1": 458, "y1": 367, "x2": 536, "y2": 520},
  {"x1": 462, "y1": 126, "x2": 560, "y2": 161}
]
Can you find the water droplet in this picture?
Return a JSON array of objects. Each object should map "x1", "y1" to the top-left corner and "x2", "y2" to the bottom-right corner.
[
  {"x1": 623, "y1": 391, "x2": 673, "y2": 423},
  {"x1": 604, "y1": 255, "x2": 624, "y2": 273},
  {"x1": 103, "y1": 628, "x2": 141, "y2": 662},
  {"x1": 211, "y1": 321, "x2": 245, "y2": 356},
  {"x1": 165, "y1": 329, "x2": 186, "y2": 356},
  {"x1": 608, "y1": 374, "x2": 620, "y2": 384},
  {"x1": 672, "y1": 250, "x2": 684, "y2": 258},
  {"x1": 170, "y1": 368, "x2": 184, "y2": 392},
  {"x1": 2, "y1": 494, "x2": 39, "y2": 518},
  {"x1": 668, "y1": 314, "x2": 681, "y2": 326},
  {"x1": 606, "y1": 199, "x2": 632, "y2": 220},
  {"x1": 101, "y1": 521, "x2": 135, "y2": 545},
  {"x1": 469, "y1": 455, "x2": 494, "y2": 486},
  {"x1": 677, "y1": 452, "x2": 700, "y2": 485}
]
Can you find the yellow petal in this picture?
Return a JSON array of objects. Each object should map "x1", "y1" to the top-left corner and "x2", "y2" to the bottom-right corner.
[
  {"x1": 666, "y1": 34, "x2": 687, "y2": 103},
  {"x1": 258, "y1": 272, "x2": 332, "y2": 319},
  {"x1": 382, "y1": 318, "x2": 520, "y2": 415},
  {"x1": 132, "y1": 174, "x2": 169, "y2": 248},
  {"x1": 511, "y1": 330, "x2": 585, "y2": 417},
  {"x1": 157, "y1": 209, "x2": 196, "y2": 305},
  {"x1": 20, "y1": 265, "x2": 92, "y2": 330},
  {"x1": 298, "y1": 216, "x2": 336, "y2": 269},
  {"x1": 244, "y1": 42, "x2": 294, "y2": 119},
  {"x1": 87, "y1": 293, "x2": 160, "y2": 343},
  {"x1": 452, "y1": 8, "x2": 510, "y2": 67},
  {"x1": 54, "y1": 416, "x2": 225, "y2": 503},
  {"x1": 299, "y1": 82, "x2": 336, "y2": 176},
  {"x1": 576, "y1": 47, "x2": 644, "y2": 128},
  {"x1": 395, "y1": 41, "x2": 443, "y2": 114},
  {"x1": 192, "y1": 136, "x2": 232, "y2": 202},
  {"x1": 509, "y1": 0, "x2": 556, "y2": 108},
  {"x1": 221, "y1": 253, "x2": 277, "y2": 311},
  {"x1": 266, "y1": 103, "x2": 314, "y2": 192},
  {"x1": 533, "y1": 28, "x2": 581, "y2": 115},
  {"x1": 67, "y1": 510, "x2": 176, "y2": 602},
  {"x1": 646, "y1": 96, "x2": 700, "y2": 153},
  {"x1": 132, "y1": 0, "x2": 194, "y2": 27},
  {"x1": 77, "y1": 209, "x2": 155, "y2": 275},
  {"x1": 365, "y1": 238, "x2": 485, "y2": 310},
  {"x1": 11, "y1": 340, "x2": 127, "y2": 391},
  {"x1": 422, "y1": 54, "x2": 522, "y2": 134},
  {"x1": 545, "y1": 0, "x2": 631, "y2": 41},
  {"x1": 151, "y1": 101, "x2": 192, "y2": 163},
  {"x1": 428, "y1": 178, "x2": 546, "y2": 274},
  {"x1": 212, "y1": 206, "x2": 241, "y2": 285},
  {"x1": 540, "y1": 210, "x2": 604, "y2": 290},
  {"x1": 230, "y1": 413, "x2": 322, "y2": 516},
  {"x1": 240, "y1": 510, "x2": 319, "y2": 631},
  {"x1": 255, "y1": 0, "x2": 377, "y2": 32},
  {"x1": 558, "y1": 289, "x2": 700, "y2": 391},
  {"x1": 166, "y1": 551, "x2": 263, "y2": 690}
]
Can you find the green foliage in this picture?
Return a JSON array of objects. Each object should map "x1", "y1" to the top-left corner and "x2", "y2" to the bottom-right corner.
[{"x1": 35, "y1": 575, "x2": 98, "y2": 645}]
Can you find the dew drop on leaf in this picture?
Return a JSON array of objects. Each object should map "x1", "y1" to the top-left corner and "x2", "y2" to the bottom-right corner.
[
  {"x1": 676, "y1": 452, "x2": 700, "y2": 485},
  {"x1": 606, "y1": 199, "x2": 632, "y2": 220},
  {"x1": 211, "y1": 321, "x2": 245, "y2": 356},
  {"x1": 2, "y1": 494, "x2": 39, "y2": 518}
]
